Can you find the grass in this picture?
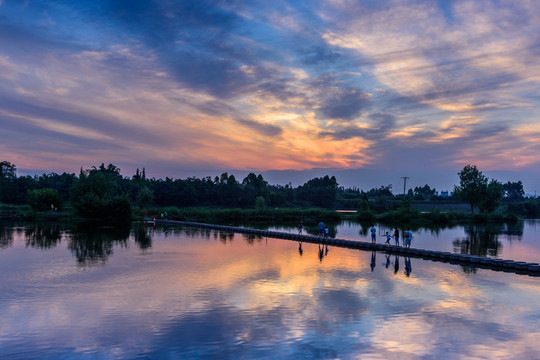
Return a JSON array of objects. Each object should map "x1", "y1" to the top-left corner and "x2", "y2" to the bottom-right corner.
[
  {"x1": 3, "y1": 201, "x2": 523, "y2": 226},
  {"x1": 140, "y1": 206, "x2": 342, "y2": 225}
]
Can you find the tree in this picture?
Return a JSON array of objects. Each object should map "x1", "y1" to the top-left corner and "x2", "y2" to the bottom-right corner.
[
  {"x1": 297, "y1": 175, "x2": 338, "y2": 208},
  {"x1": 453, "y1": 165, "x2": 488, "y2": 214},
  {"x1": 242, "y1": 173, "x2": 268, "y2": 207},
  {"x1": 27, "y1": 188, "x2": 63, "y2": 211},
  {"x1": 136, "y1": 186, "x2": 154, "y2": 210},
  {"x1": 69, "y1": 164, "x2": 131, "y2": 219},
  {"x1": 503, "y1": 181, "x2": 525, "y2": 201},
  {"x1": 255, "y1": 195, "x2": 266, "y2": 210},
  {"x1": 366, "y1": 185, "x2": 393, "y2": 198},
  {"x1": 0, "y1": 161, "x2": 16, "y2": 181},
  {"x1": 413, "y1": 184, "x2": 437, "y2": 200},
  {"x1": 478, "y1": 180, "x2": 504, "y2": 213},
  {"x1": 0, "y1": 161, "x2": 17, "y2": 203}
]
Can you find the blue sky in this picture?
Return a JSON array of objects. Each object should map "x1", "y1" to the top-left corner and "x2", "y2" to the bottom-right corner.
[{"x1": 1, "y1": 0, "x2": 540, "y2": 193}]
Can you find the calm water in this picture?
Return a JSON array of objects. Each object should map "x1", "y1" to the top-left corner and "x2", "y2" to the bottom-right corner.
[{"x1": 1, "y1": 220, "x2": 540, "y2": 359}]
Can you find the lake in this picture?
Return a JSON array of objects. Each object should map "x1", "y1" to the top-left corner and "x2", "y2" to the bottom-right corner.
[{"x1": 1, "y1": 220, "x2": 540, "y2": 359}]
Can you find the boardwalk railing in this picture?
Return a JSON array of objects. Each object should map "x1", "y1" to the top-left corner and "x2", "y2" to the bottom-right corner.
[{"x1": 145, "y1": 218, "x2": 540, "y2": 276}]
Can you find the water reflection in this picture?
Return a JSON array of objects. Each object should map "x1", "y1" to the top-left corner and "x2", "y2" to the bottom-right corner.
[
  {"x1": 242, "y1": 233, "x2": 265, "y2": 245},
  {"x1": 133, "y1": 223, "x2": 152, "y2": 250},
  {"x1": 404, "y1": 257, "x2": 412, "y2": 276},
  {"x1": 24, "y1": 223, "x2": 62, "y2": 249},
  {"x1": 67, "y1": 221, "x2": 130, "y2": 265},
  {"x1": 2, "y1": 222, "x2": 540, "y2": 359},
  {"x1": 366, "y1": 251, "x2": 414, "y2": 277},
  {"x1": 0, "y1": 222, "x2": 14, "y2": 249},
  {"x1": 453, "y1": 224, "x2": 503, "y2": 257},
  {"x1": 219, "y1": 231, "x2": 235, "y2": 244}
]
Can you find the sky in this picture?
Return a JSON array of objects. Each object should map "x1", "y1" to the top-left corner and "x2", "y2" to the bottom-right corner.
[{"x1": 1, "y1": 0, "x2": 540, "y2": 194}]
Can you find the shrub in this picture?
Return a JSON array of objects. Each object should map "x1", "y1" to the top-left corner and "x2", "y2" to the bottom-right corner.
[{"x1": 27, "y1": 188, "x2": 63, "y2": 212}]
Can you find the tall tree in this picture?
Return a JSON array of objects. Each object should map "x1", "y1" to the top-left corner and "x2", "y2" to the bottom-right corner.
[
  {"x1": 478, "y1": 180, "x2": 504, "y2": 213},
  {"x1": 297, "y1": 175, "x2": 338, "y2": 208},
  {"x1": 453, "y1": 165, "x2": 488, "y2": 214},
  {"x1": 0, "y1": 161, "x2": 18, "y2": 203},
  {"x1": 503, "y1": 181, "x2": 525, "y2": 201}
]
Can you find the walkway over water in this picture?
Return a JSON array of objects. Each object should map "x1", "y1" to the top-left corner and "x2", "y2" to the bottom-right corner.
[{"x1": 147, "y1": 219, "x2": 540, "y2": 276}]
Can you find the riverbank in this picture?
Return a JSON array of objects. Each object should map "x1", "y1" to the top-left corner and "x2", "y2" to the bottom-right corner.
[
  {"x1": 1, "y1": 203, "x2": 521, "y2": 225},
  {"x1": 141, "y1": 206, "x2": 520, "y2": 227}
]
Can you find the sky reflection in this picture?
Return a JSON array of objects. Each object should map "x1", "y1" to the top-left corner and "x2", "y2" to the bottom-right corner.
[{"x1": 0, "y1": 223, "x2": 539, "y2": 359}]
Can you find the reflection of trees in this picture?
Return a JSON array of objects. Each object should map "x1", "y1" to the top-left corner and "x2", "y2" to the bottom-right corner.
[
  {"x1": 218, "y1": 231, "x2": 234, "y2": 244},
  {"x1": 359, "y1": 222, "x2": 371, "y2": 237},
  {"x1": 67, "y1": 221, "x2": 130, "y2": 265},
  {"x1": 0, "y1": 222, "x2": 14, "y2": 249},
  {"x1": 242, "y1": 233, "x2": 264, "y2": 245},
  {"x1": 25, "y1": 223, "x2": 62, "y2": 249},
  {"x1": 133, "y1": 223, "x2": 152, "y2": 250},
  {"x1": 452, "y1": 224, "x2": 502, "y2": 258},
  {"x1": 501, "y1": 221, "x2": 524, "y2": 240}
]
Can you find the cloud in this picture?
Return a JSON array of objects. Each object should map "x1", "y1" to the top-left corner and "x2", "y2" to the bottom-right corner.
[
  {"x1": 300, "y1": 45, "x2": 342, "y2": 65},
  {"x1": 1, "y1": 0, "x2": 540, "y2": 188},
  {"x1": 318, "y1": 88, "x2": 371, "y2": 120},
  {"x1": 235, "y1": 118, "x2": 284, "y2": 137}
]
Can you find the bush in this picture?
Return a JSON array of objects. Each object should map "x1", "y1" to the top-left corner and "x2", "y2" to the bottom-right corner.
[
  {"x1": 104, "y1": 195, "x2": 132, "y2": 220},
  {"x1": 255, "y1": 196, "x2": 266, "y2": 210},
  {"x1": 73, "y1": 193, "x2": 131, "y2": 220},
  {"x1": 27, "y1": 188, "x2": 63, "y2": 211}
]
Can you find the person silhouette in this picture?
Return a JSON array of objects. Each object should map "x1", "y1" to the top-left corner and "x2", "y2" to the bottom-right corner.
[
  {"x1": 404, "y1": 228, "x2": 412, "y2": 248},
  {"x1": 318, "y1": 244, "x2": 324, "y2": 261},
  {"x1": 394, "y1": 255, "x2": 400, "y2": 274},
  {"x1": 370, "y1": 251, "x2": 376, "y2": 272},
  {"x1": 298, "y1": 241, "x2": 303, "y2": 256},
  {"x1": 385, "y1": 254, "x2": 391, "y2": 268},
  {"x1": 384, "y1": 231, "x2": 391, "y2": 245},
  {"x1": 370, "y1": 225, "x2": 377, "y2": 243},
  {"x1": 394, "y1": 227, "x2": 400, "y2": 246}
]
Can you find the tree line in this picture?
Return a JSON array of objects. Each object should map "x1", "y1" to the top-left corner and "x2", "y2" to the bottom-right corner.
[{"x1": 1, "y1": 161, "x2": 538, "y2": 219}]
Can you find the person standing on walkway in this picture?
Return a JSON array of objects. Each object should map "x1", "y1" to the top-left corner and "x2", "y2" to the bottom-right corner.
[
  {"x1": 318, "y1": 221, "x2": 325, "y2": 237},
  {"x1": 370, "y1": 225, "x2": 377, "y2": 243},
  {"x1": 394, "y1": 227, "x2": 400, "y2": 246},
  {"x1": 298, "y1": 220, "x2": 304, "y2": 235},
  {"x1": 404, "y1": 228, "x2": 412, "y2": 248}
]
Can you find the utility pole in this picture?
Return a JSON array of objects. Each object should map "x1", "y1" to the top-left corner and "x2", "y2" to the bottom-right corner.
[{"x1": 401, "y1": 176, "x2": 409, "y2": 196}]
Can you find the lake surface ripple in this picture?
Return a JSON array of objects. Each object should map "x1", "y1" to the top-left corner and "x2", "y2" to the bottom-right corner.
[{"x1": 1, "y1": 220, "x2": 539, "y2": 359}]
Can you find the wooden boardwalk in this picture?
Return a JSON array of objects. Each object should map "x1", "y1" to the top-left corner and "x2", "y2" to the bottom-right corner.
[{"x1": 147, "y1": 219, "x2": 540, "y2": 276}]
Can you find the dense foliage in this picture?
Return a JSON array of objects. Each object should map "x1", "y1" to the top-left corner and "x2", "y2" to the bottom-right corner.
[{"x1": 0, "y1": 161, "x2": 538, "y2": 219}]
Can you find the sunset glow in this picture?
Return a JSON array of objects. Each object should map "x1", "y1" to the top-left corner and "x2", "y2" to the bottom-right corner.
[{"x1": 1, "y1": 1, "x2": 540, "y2": 191}]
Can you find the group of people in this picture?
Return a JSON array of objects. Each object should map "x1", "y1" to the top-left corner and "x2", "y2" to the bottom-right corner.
[
  {"x1": 370, "y1": 225, "x2": 413, "y2": 248},
  {"x1": 318, "y1": 221, "x2": 329, "y2": 237},
  {"x1": 298, "y1": 220, "x2": 329, "y2": 237}
]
